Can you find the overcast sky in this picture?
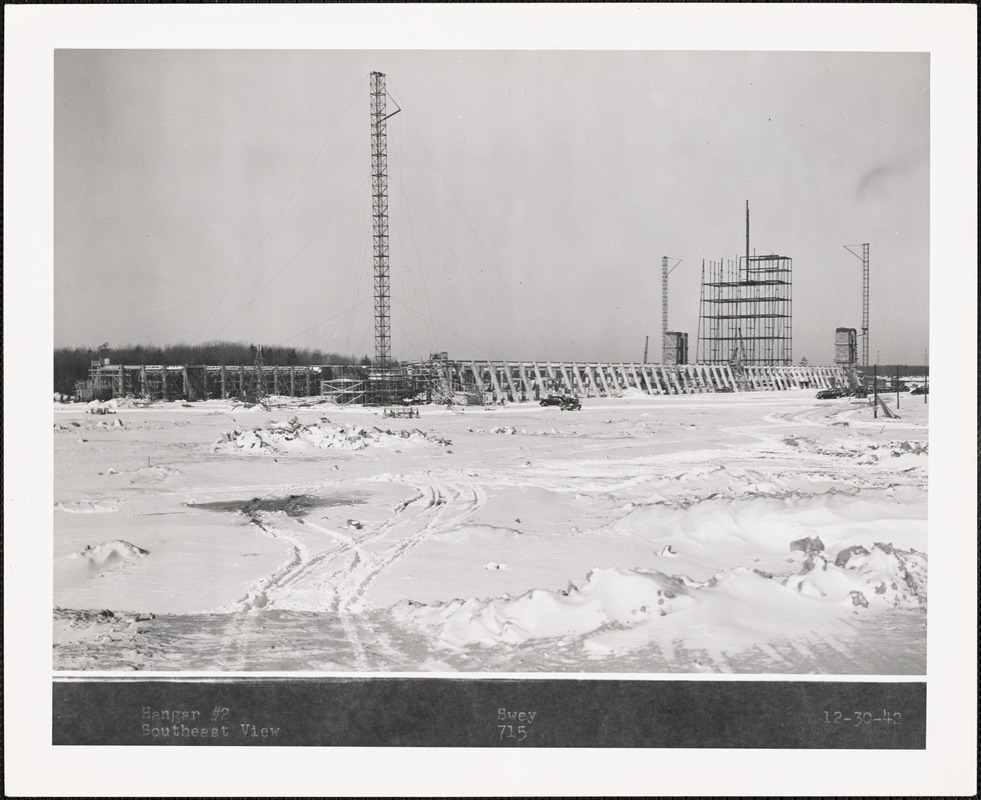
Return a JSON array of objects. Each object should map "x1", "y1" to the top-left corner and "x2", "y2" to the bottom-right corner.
[{"x1": 54, "y1": 49, "x2": 929, "y2": 364}]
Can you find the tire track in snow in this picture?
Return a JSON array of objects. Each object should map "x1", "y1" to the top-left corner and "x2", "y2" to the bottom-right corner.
[
  {"x1": 213, "y1": 513, "x2": 309, "y2": 670},
  {"x1": 329, "y1": 469, "x2": 484, "y2": 669},
  {"x1": 209, "y1": 470, "x2": 483, "y2": 670}
]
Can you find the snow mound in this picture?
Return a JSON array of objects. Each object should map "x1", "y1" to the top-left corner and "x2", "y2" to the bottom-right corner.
[
  {"x1": 641, "y1": 464, "x2": 844, "y2": 504},
  {"x1": 794, "y1": 436, "x2": 929, "y2": 462},
  {"x1": 213, "y1": 417, "x2": 451, "y2": 454},
  {"x1": 395, "y1": 544, "x2": 926, "y2": 655},
  {"x1": 784, "y1": 543, "x2": 926, "y2": 609},
  {"x1": 73, "y1": 540, "x2": 149, "y2": 568},
  {"x1": 55, "y1": 418, "x2": 125, "y2": 432},
  {"x1": 468, "y1": 426, "x2": 517, "y2": 435},
  {"x1": 55, "y1": 498, "x2": 120, "y2": 514},
  {"x1": 129, "y1": 465, "x2": 181, "y2": 483},
  {"x1": 393, "y1": 568, "x2": 695, "y2": 649}
]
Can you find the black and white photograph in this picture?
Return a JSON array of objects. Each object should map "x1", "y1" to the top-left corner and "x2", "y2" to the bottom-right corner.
[
  {"x1": 6, "y1": 3, "x2": 977, "y2": 796},
  {"x1": 50, "y1": 46, "x2": 933, "y2": 675}
]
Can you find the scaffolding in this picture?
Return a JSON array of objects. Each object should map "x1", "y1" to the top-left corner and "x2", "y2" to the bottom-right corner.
[{"x1": 696, "y1": 253, "x2": 793, "y2": 366}]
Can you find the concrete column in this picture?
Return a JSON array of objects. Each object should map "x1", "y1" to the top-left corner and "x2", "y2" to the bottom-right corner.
[
  {"x1": 501, "y1": 362, "x2": 518, "y2": 400},
  {"x1": 531, "y1": 362, "x2": 546, "y2": 397},
  {"x1": 652, "y1": 366, "x2": 664, "y2": 394},
  {"x1": 627, "y1": 363, "x2": 641, "y2": 391},
  {"x1": 595, "y1": 364, "x2": 612, "y2": 396},
  {"x1": 669, "y1": 367, "x2": 683, "y2": 395},
  {"x1": 486, "y1": 362, "x2": 504, "y2": 402},
  {"x1": 516, "y1": 363, "x2": 531, "y2": 400},
  {"x1": 615, "y1": 363, "x2": 629, "y2": 390},
  {"x1": 557, "y1": 363, "x2": 573, "y2": 395},
  {"x1": 638, "y1": 364, "x2": 655, "y2": 395},
  {"x1": 724, "y1": 365, "x2": 737, "y2": 390},
  {"x1": 674, "y1": 367, "x2": 687, "y2": 394}
]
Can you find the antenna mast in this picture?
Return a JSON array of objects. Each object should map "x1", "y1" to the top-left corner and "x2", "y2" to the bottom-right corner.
[
  {"x1": 844, "y1": 243, "x2": 870, "y2": 383},
  {"x1": 370, "y1": 71, "x2": 399, "y2": 403},
  {"x1": 661, "y1": 256, "x2": 669, "y2": 359},
  {"x1": 661, "y1": 256, "x2": 682, "y2": 363}
]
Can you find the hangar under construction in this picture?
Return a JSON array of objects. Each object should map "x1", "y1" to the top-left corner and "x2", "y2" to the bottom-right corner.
[{"x1": 81, "y1": 357, "x2": 850, "y2": 404}]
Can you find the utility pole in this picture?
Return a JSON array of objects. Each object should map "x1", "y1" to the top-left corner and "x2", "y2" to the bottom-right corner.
[
  {"x1": 845, "y1": 243, "x2": 870, "y2": 386},
  {"x1": 643, "y1": 335, "x2": 649, "y2": 364},
  {"x1": 370, "y1": 71, "x2": 400, "y2": 404},
  {"x1": 873, "y1": 364, "x2": 878, "y2": 419}
]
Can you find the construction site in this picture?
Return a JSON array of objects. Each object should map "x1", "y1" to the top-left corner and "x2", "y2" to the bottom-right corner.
[
  {"x1": 53, "y1": 65, "x2": 929, "y2": 679},
  {"x1": 79, "y1": 70, "x2": 866, "y2": 408}
]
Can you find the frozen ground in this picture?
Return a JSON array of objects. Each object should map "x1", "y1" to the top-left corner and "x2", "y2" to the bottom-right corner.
[{"x1": 52, "y1": 389, "x2": 928, "y2": 673}]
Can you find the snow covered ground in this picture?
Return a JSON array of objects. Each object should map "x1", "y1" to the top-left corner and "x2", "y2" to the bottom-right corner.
[{"x1": 52, "y1": 389, "x2": 928, "y2": 673}]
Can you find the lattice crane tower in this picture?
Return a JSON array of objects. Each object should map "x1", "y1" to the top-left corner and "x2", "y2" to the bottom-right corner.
[
  {"x1": 845, "y1": 243, "x2": 870, "y2": 378},
  {"x1": 370, "y1": 72, "x2": 400, "y2": 395},
  {"x1": 661, "y1": 256, "x2": 682, "y2": 363}
]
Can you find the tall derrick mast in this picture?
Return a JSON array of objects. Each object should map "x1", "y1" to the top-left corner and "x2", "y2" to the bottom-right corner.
[
  {"x1": 370, "y1": 71, "x2": 399, "y2": 402},
  {"x1": 844, "y1": 243, "x2": 870, "y2": 384},
  {"x1": 660, "y1": 256, "x2": 683, "y2": 364}
]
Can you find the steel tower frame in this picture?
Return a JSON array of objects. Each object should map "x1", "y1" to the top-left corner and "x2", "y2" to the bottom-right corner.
[
  {"x1": 370, "y1": 72, "x2": 399, "y2": 402},
  {"x1": 861, "y1": 243, "x2": 869, "y2": 374},
  {"x1": 845, "y1": 243, "x2": 870, "y2": 381},
  {"x1": 661, "y1": 255, "x2": 669, "y2": 358},
  {"x1": 696, "y1": 208, "x2": 793, "y2": 367},
  {"x1": 660, "y1": 256, "x2": 682, "y2": 363}
]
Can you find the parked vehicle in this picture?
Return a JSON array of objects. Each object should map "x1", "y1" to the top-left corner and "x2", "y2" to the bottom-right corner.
[
  {"x1": 910, "y1": 385, "x2": 929, "y2": 395},
  {"x1": 540, "y1": 395, "x2": 565, "y2": 406},
  {"x1": 816, "y1": 387, "x2": 849, "y2": 399},
  {"x1": 560, "y1": 396, "x2": 581, "y2": 411}
]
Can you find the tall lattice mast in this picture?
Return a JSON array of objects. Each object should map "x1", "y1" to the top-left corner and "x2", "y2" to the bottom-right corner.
[
  {"x1": 370, "y1": 72, "x2": 400, "y2": 402},
  {"x1": 861, "y1": 243, "x2": 869, "y2": 373},
  {"x1": 660, "y1": 256, "x2": 682, "y2": 363},
  {"x1": 661, "y1": 256, "x2": 669, "y2": 360},
  {"x1": 845, "y1": 243, "x2": 870, "y2": 381}
]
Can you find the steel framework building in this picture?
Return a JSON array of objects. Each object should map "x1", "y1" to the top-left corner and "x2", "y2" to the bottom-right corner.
[{"x1": 696, "y1": 253, "x2": 793, "y2": 366}]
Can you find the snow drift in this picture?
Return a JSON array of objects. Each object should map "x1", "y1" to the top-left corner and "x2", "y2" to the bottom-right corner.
[
  {"x1": 395, "y1": 543, "x2": 926, "y2": 654},
  {"x1": 213, "y1": 417, "x2": 451, "y2": 453}
]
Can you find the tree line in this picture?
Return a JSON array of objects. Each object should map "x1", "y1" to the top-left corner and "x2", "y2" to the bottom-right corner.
[{"x1": 54, "y1": 341, "x2": 371, "y2": 395}]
